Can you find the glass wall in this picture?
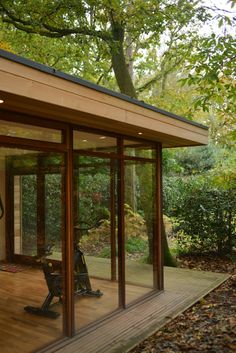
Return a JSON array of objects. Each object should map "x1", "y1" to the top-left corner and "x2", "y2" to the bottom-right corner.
[
  {"x1": 0, "y1": 147, "x2": 65, "y2": 353},
  {"x1": 73, "y1": 131, "x2": 119, "y2": 330},
  {"x1": 0, "y1": 119, "x2": 161, "y2": 351},
  {"x1": 124, "y1": 140, "x2": 156, "y2": 304}
]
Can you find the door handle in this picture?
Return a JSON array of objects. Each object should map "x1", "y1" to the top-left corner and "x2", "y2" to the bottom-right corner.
[{"x1": 0, "y1": 196, "x2": 4, "y2": 219}]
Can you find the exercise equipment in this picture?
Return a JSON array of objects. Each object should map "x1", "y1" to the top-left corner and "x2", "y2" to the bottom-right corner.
[
  {"x1": 74, "y1": 241, "x2": 102, "y2": 297},
  {"x1": 73, "y1": 224, "x2": 102, "y2": 297},
  {"x1": 24, "y1": 246, "x2": 62, "y2": 319},
  {"x1": 24, "y1": 243, "x2": 102, "y2": 319}
]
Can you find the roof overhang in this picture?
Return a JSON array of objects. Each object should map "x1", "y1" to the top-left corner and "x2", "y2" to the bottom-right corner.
[{"x1": 0, "y1": 50, "x2": 208, "y2": 148}]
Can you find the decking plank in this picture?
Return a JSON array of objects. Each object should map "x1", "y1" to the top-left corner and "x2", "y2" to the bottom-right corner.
[{"x1": 41, "y1": 268, "x2": 229, "y2": 353}]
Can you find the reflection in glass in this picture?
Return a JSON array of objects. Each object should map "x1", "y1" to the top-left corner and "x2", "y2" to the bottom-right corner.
[
  {"x1": 73, "y1": 131, "x2": 117, "y2": 153},
  {"x1": 0, "y1": 119, "x2": 62, "y2": 143},
  {"x1": 124, "y1": 139, "x2": 155, "y2": 159}
]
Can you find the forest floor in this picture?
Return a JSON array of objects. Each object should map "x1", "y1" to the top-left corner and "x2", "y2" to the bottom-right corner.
[{"x1": 130, "y1": 253, "x2": 236, "y2": 353}]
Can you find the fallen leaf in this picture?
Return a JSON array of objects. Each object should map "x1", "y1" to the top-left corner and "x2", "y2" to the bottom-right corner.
[
  {"x1": 227, "y1": 343, "x2": 236, "y2": 350},
  {"x1": 229, "y1": 317, "x2": 236, "y2": 328}
]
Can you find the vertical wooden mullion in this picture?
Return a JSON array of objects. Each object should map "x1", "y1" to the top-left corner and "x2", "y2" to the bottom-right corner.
[
  {"x1": 64, "y1": 127, "x2": 74, "y2": 337},
  {"x1": 60, "y1": 153, "x2": 67, "y2": 334},
  {"x1": 5, "y1": 159, "x2": 13, "y2": 262},
  {"x1": 118, "y1": 138, "x2": 125, "y2": 308},
  {"x1": 156, "y1": 143, "x2": 164, "y2": 290},
  {"x1": 110, "y1": 159, "x2": 116, "y2": 281},
  {"x1": 153, "y1": 149, "x2": 158, "y2": 290},
  {"x1": 37, "y1": 155, "x2": 45, "y2": 255}
]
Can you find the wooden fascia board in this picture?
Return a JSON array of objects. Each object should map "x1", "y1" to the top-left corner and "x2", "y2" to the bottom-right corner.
[{"x1": 0, "y1": 58, "x2": 208, "y2": 147}]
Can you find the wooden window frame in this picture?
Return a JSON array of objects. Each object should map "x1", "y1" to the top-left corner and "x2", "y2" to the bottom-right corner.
[{"x1": 0, "y1": 112, "x2": 163, "y2": 342}]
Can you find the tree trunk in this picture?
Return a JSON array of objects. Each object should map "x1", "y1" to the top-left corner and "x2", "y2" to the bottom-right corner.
[
  {"x1": 111, "y1": 43, "x2": 137, "y2": 98},
  {"x1": 125, "y1": 35, "x2": 134, "y2": 81},
  {"x1": 109, "y1": 19, "x2": 176, "y2": 267},
  {"x1": 110, "y1": 21, "x2": 137, "y2": 98},
  {"x1": 162, "y1": 222, "x2": 177, "y2": 267}
]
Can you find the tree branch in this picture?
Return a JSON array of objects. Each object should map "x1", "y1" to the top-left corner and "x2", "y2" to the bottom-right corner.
[
  {"x1": 0, "y1": 2, "x2": 32, "y2": 26},
  {"x1": 137, "y1": 73, "x2": 163, "y2": 92},
  {"x1": 2, "y1": 17, "x2": 112, "y2": 41},
  {"x1": 0, "y1": 3, "x2": 112, "y2": 42},
  {"x1": 204, "y1": 5, "x2": 235, "y2": 14},
  {"x1": 96, "y1": 64, "x2": 113, "y2": 85},
  {"x1": 42, "y1": 22, "x2": 112, "y2": 42}
]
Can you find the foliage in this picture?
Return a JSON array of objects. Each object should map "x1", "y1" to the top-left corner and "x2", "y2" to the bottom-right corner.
[
  {"x1": 125, "y1": 236, "x2": 148, "y2": 255},
  {"x1": 124, "y1": 204, "x2": 147, "y2": 239},
  {"x1": 45, "y1": 173, "x2": 63, "y2": 250},
  {"x1": 22, "y1": 175, "x2": 37, "y2": 255},
  {"x1": 164, "y1": 175, "x2": 236, "y2": 255},
  {"x1": 163, "y1": 145, "x2": 217, "y2": 177},
  {"x1": 178, "y1": 4, "x2": 236, "y2": 142},
  {"x1": 74, "y1": 157, "x2": 111, "y2": 235},
  {"x1": 1, "y1": 0, "x2": 235, "y2": 265},
  {"x1": 0, "y1": 0, "x2": 211, "y2": 97},
  {"x1": 21, "y1": 173, "x2": 63, "y2": 250},
  {"x1": 181, "y1": 33, "x2": 236, "y2": 116},
  {"x1": 80, "y1": 204, "x2": 149, "y2": 260}
]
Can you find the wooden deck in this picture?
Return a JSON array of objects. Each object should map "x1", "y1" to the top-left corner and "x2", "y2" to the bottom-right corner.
[
  {"x1": 0, "y1": 265, "x2": 229, "y2": 353},
  {"x1": 41, "y1": 267, "x2": 229, "y2": 353}
]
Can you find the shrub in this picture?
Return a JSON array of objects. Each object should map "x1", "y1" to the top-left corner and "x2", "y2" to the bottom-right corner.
[
  {"x1": 125, "y1": 236, "x2": 148, "y2": 254},
  {"x1": 164, "y1": 175, "x2": 236, "y2": 255}
]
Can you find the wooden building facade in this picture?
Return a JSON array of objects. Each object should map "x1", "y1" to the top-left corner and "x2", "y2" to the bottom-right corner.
[{"x1": 0, "y1": 49, "x2": 208, "y2": 353}]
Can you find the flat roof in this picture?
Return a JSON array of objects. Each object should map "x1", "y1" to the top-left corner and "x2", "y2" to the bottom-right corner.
[{"x1": 0, "y1": 49, "x2": 208, "y2": 147}]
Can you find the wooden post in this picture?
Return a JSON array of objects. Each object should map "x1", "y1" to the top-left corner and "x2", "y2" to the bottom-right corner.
[
  {"x1": 37, "y1": 155, "x2": 45, "y2": 256},
  {"x1": 118, "y1": 138, "x2": 125, "y2": 308},
  {"x1": 156, "y1": 143, "x2": 164, "y2": 290},
  {"x1": 110, "y1": 159, "x2": 117, "y2": 281},
  {"x1": 64, "y1": 127, "x2": 74, "y2": 337}
]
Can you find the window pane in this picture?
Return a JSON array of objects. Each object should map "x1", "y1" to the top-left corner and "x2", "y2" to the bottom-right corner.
[
  {"x1": 0, "y1": 147, "x2": 65, "y2": 352},
  {"x1": 0, "y1": 119, "x2": 62, "y2": 143},
  {"x1": 73, "y1": 131, "x2": 117, "y2": 153},
  {"x1": 73, "y1": 154, "x2": 119, "y2": 331},
  {"x1": 45, "y1": 173, "x2": 62, "y2": 259},
  {"x1": 124, "y1": 139, "x2": 155, "y2": 159},
  {"x1": 14, "y1": 175, "x2": 37, "y2": 255},
  {"x1": 125, "y1": 160, "x2": 156, "y2": 303}
]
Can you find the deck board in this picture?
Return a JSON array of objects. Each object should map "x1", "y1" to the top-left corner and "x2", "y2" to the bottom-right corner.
[
  {"x1": 0, "y1": 264, "x2": 229, "y2": 353},
  {"x1": 40, "y1": 267, "x2": 229, "y2": 353}
]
